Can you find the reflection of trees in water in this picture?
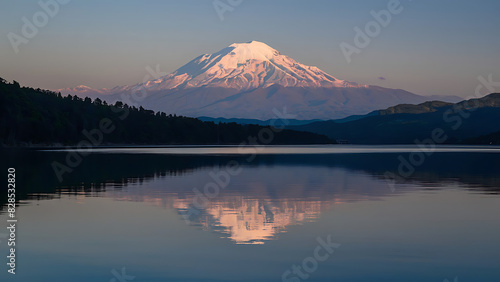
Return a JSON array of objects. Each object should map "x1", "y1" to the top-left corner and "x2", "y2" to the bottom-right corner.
[{"x1": 1, "y1": 150, "x2": 499, "y2": 210}]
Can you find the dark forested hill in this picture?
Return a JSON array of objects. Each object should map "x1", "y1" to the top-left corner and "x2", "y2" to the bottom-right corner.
[
  {"x1": 463, "y1": 130, "x2": 500, "y2": 145},
  {"x1": 289, "y1": 93, "x2": 500, "y2": 144},
  {"x1": 0, "y1": 79, "x2": 333, "y2": 146}
]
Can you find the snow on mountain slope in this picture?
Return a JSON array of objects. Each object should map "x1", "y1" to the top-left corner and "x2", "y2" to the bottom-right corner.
[
  {"x1": 135, "y1": 41, "x2": 365, "y2": 90},
  {"x1": 56, "y1": 41, "x2": 461, "y2": 120}
]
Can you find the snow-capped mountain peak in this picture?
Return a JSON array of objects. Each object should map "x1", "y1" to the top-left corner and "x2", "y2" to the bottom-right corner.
[
  {"x1": 57, "y1": 41, "x2": 366, "y2": 95},
  {"x1": 137, "y1": 41, "x2": 365, "y2": 91},
  {"x1": 227, "y1": 41, "x2": 279, "y2": 63}
]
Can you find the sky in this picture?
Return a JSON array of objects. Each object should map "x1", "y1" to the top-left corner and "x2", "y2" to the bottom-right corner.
[{"x1": 0, "y1": 0, "x2": 499, "y2": 98}]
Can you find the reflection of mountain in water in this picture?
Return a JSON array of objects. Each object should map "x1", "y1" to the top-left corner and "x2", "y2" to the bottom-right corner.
[
  {"x1": 173, "y1": 196, "x2": 334, "y2": 244},
  {"x1": 2, "y1": 148, "x2": 499, "y2": 243},
  {"x1": 112, "y1": 192, "x2": 333, "y2": 244}
]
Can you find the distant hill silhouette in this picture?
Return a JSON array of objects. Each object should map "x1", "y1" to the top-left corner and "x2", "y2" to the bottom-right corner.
[
  {"x1": 464, "y1": 130, "x2": 500, "y2": 145},
  {"x1": 289, "y1": 93, "x2": 500, "y2": 144}
]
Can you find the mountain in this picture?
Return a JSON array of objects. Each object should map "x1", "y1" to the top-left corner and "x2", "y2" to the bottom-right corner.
[
  {"x1": 376, "y1": 100, "x2": 454, "y2": 115},
  {"x1": 332, "y1": 100, "x2": 455, "y2": 123},
  {"x1": 289, "y1": 93, "x2": 500, "y2": 144},
  {"x1": 57, "y1": 41, "x2": 462, "y2": 120},
  {"x1": 148, "y1": 40, "x2": 362, "y2": 90}
]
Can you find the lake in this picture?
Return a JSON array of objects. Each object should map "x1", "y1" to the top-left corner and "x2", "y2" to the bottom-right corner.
[{"x1": 1, "y1": 145, "x2": 499, "y2": 281}]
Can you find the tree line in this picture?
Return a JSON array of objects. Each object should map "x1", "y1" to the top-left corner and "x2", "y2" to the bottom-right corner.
[{"x1": 0, "y1": 78, "x2": 333, "y2": 146}]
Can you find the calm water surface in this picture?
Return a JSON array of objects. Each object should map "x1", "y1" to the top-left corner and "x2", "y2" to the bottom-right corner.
[{"x1": 1, "y1": 145, "x2": 499, "y2": 281}]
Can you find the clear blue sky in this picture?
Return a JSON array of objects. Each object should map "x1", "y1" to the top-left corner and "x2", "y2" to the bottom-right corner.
[{"x1": 1, "y1": 0, "x2": 499, "y2": 97}]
